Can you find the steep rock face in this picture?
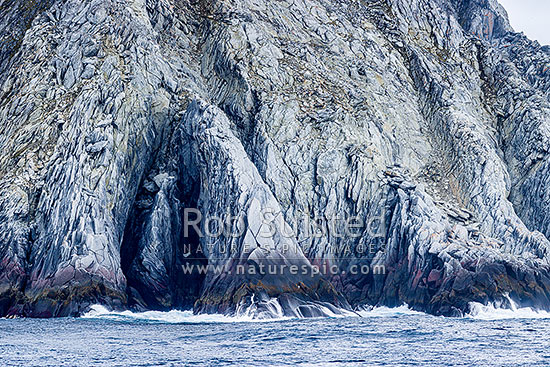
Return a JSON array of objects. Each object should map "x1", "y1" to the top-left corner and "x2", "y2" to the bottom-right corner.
[
  {"x1": 184, "y1": 100, "x2": 350, "y2": 317},
  {"x1": 0, "y1": 0, "x2": 199, "y2": 316},
  {"x1": 0, "y1": 0, "x2": 550, "y2": 317}
]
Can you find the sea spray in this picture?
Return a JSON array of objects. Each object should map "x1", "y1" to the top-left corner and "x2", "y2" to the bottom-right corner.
[{"x1": 468, "y1": 295, "x2": 550, "y2": 320}]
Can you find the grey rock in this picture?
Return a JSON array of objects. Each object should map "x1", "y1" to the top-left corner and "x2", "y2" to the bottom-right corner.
[
  {"x1": 81, "y1": 64, "x2": 95, "y2": 79},
  {"x1": 1, "y1": 0, "x2": 550, "y2": 318}
]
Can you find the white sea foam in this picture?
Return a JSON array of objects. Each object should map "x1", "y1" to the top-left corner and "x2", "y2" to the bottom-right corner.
[
  {"x1": 468, "y1": 302, "x2": 550, "y2": 320},
  {"x1": 82, "y1": 304, "x2": 293, "y2": 323},
  {"x1": 234, "y1": 294, "x2": 286, "y2": 319},
  {"x1": 82, "y1": 302, "x2": 427, "y2": 323},
  {"x1": 468, "y1": 293, "x2": 550, "y2": 320},
  {"x1": 83, "y1": 299, "x2": 550, "y2": 322},
  {"x1": 357, "y1": 304, "x2": 425, "y2": 317}
]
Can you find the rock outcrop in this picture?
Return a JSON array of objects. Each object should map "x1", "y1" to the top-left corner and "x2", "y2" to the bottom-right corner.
[{"x1": 1, "y1": 0, "x2": 550, "y2": 317}]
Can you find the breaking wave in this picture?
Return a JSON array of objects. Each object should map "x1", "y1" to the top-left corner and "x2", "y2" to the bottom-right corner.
[
  {"x1": 85, "y1": 300, "x2": 550, "y2": 323},
  {"x1": 82, "y1": 303, "x2": 424, "y2": 323},
  {"x1": 82, "y1": 305, "x2": 291, "y2": 323},
  {"x1": 357, "y1": 304, "x2": 425, "y2": 317},
  {"x1": 468, "y1": 294, "x2": 550, "y2": 320}
]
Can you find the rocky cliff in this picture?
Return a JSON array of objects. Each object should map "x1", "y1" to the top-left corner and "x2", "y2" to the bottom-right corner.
[{"x1": 1, "y1": 0, "x2": 550, "y2": 317}]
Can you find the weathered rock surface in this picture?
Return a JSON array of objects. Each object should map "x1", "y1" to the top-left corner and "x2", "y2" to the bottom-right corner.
[{"x1": 1, "y1": 0, "x2": 550, "y2": 317}]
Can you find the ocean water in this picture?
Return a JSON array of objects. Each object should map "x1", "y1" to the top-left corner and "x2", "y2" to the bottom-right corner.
[{"x1": 2, "y1": 303, "x2": 550, "y2": 366}]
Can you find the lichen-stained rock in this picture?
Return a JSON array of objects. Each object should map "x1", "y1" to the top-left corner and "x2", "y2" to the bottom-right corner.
[
  {"x1": 1, "y1": 0, "x2": 550, "y2": 317},
  {"x1": 0, "y1": 0, "x2": 57, "y2": 80}
]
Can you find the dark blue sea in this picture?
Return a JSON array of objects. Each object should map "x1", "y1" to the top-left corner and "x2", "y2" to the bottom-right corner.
[{"x1": 2, "y1": 304, "x2": 550, "y2": 366}]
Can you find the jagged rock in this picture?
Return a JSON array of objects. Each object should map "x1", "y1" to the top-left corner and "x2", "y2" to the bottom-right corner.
[{"x1": 1, "y1": 0, "x2": 550, "y2": 318}]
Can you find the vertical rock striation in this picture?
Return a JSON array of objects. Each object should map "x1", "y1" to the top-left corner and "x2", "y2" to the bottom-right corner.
[{"x1": 0, "y1": 0, "x2": 550, "y2": 317}]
